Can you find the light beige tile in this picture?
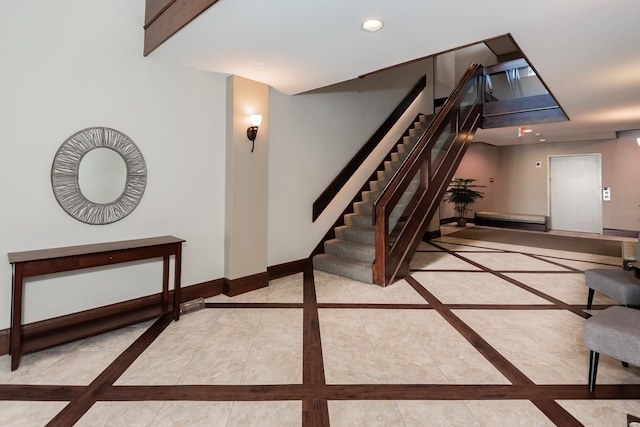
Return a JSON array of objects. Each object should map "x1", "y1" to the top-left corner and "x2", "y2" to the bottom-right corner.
[
  {"x1": 557, "y1": 399, "x2": 640, "y2": 427},
  {"x1": 226, "y1": 401, "x2": 300, "y2": 427},
  {"x1": 0, "y1": 401, "x2": 68, "y2": 426},
  {"x1": 430, "y1": 242, "x2": 502, "y2": 252},
  {"x1": 464, "y1": 400, "x2": 555, "y2": 426},
  {"x1": 397, "y1": 310, "x2": 510, "y2": 384},
  {"x1": 319, "y1": 309, "x2": 388, "y2": 384},
  {"x1": 412, "y1": 272, "x2": 549, "y2": 305},
  {"x1": 537, "y1": 257, "x2": 621, "y2": 272},
  {"x1": 417, "y1": 241, "x2": 442, "y2": 251},
  {"x1": 396, "y1": 400, "x2": 481, "y2": 426},
  {"x1": 150, "y1": 401, "x2": 233, "y2": 427},
  {"x1": 76, "y1": 401, "x2": 164, "y2": 427},
  {"x1": 460, "y1": 252, "x2": 572, "y2": 271},
  {"x1": 505, "y1": 272, "x2": 618, "y2": 305},
  {"x1": 410, "y1": 252, "x2": 481, "y2": 270},
  {"x1": 328, "y1": 401, "x2": 405, "y2": 427}
]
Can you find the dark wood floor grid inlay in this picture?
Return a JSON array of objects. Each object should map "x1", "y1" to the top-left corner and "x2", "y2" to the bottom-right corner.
[{"x1": 1, "y1": 230, "x2": 638, "y2": 426}]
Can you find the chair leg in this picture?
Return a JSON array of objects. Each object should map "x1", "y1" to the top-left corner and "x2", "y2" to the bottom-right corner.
[
  {"x1": 587, "y1": 288, "x2": 595, "y2": 310},
  {"x1": 588, "y1": 350, "x2": 599, "y2": 392},
  {"x1": 623, "y1": 361, "x2": 629, "y2": 368}
]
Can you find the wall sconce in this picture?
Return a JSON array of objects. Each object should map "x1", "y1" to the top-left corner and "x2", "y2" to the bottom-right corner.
[{"x1": 247, "y1": 114, "x2": 262, "y2": 152}]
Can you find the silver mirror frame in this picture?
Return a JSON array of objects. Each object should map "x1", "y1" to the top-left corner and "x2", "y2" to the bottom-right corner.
[{"x1": 51, "y1": 127, "x2": 147, "y2": 225}]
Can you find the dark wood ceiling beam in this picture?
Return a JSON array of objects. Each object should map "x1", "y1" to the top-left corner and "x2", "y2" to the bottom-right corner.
[{"x1": 144, "y1": 0, "x2": 221, "y2": 56}]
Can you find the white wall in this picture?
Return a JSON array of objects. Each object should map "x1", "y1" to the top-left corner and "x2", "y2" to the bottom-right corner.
[
  {"x1": 0, "y1": 0, "x2": 227, "y2": 326},
  {"x1": 267, "y1": 59, "x2": 434, "y2": 265}
]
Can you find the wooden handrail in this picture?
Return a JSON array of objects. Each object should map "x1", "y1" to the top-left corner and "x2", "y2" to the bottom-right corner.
[
  {"x1": 312, "y1": 76, "x2": 427, "y2": 222},
  {"x1": 372, "y1": 64, "x2": 484, "y2": 286}
]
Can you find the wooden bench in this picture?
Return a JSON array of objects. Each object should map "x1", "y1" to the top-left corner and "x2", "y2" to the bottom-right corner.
[{"x1": 474, "y1": 211, "x2": 550, "y2": 232}]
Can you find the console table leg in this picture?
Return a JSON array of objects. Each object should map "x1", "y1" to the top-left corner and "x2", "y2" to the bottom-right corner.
[
  {"x1": 10, "y1": 264, "x2": 24, "y2": 371},
  {"x1": 173, "y1": 244, "x2": 182, "y2": 321}
]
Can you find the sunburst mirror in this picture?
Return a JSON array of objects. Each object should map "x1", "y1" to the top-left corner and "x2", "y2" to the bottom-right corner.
[{"x1": 51, "y1": 127, "x2": 147, "y2": 225}]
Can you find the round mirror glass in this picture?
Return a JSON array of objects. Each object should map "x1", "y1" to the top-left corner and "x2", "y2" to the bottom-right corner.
[{"x1": 78, "y1": 148, "x2": 127, "y2": 204}]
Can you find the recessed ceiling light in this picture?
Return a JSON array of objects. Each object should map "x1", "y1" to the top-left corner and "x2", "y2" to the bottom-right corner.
[
  {"x1": 539, "y1": 138, "x2": 547, "y2": 142},
  {"x1": 361, "y1": 19, "x2": 384, "y2": 32}
]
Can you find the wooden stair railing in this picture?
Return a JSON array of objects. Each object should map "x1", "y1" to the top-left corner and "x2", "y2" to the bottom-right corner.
[
  {"x1": 372, "y1": 64, "x2": 484, "y2": 286},
  {"x1": 312, "y1": 76, "x2": 427, "y2": 222}
]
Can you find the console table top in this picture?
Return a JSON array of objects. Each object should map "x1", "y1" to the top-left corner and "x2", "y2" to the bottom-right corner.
[{"x1": 8, "y1": 236, "x2": 185, "y2": 264}]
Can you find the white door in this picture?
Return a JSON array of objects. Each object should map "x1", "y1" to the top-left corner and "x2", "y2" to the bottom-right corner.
[{"x1": 549, "y1": 154, "x2": 602, "y2": 233}]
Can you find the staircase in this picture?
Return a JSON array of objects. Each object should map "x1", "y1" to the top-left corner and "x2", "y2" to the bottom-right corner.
[{"x1": 312, "y1": 115, "x2": 431, "y2": 283}]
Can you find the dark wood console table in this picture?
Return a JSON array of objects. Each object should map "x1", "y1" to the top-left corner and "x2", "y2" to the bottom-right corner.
[{"x1": 7, "y1": 235, "x2": 185, "y2": 371}]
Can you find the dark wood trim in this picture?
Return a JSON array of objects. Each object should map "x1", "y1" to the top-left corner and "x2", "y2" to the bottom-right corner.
[
  {"x1": 181, "y1": 278, "x2": 224, "y2": 302},
  {"x1": 483, "y1": 93, "x2": 560, "y2": 117},
  {"x1": 267, "y1": 258, "x2": 311, "y2": 281},
  {"x1": 144, "y1": 0, "x2": 176, "y2": 27},
  {"x1": 312, "y1": 76, "x2": 427, "y2": 221},
  {"x1": 223, "y1": 272, "x2": 269, "y2": 297},
  {"x1": 474, "y1": 215, "x2": 550, "y2": 232},
  {"x1": 604, "y1": 228, "x2": 639, "y2": 238},
  {"x1": 434, "y1": 97, "x2": 448, "y2": 109},
  {"x1": 422, "y1": 229, "x2": 442, "y2": 241},
  {"x1": 144, "y1": 0, "x2": 221, "y2": 56},
  {"x1": 0, "y1": 330, "x2": 7, "y2": 358},
  {"x1": 482, "y1": 107, "x2": 567, "y2": 128},
  {"x1": 483, "y1": 58, "x2": 529, "y2": 75}
]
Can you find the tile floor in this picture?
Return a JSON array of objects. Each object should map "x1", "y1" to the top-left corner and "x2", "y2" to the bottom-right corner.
[{"x1": 1, "y1": 225, "x2": 639, "y2": 426}]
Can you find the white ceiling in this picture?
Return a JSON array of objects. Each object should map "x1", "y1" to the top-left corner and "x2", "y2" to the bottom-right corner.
[{"x1": 150, "y1": 0, "x2": 640, "y2": 146}]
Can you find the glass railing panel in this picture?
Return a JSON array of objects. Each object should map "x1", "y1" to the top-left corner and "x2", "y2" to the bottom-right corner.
[
  {"x1": 387, "y1": 168, "x2": 421, "y2": 240},
  {"x1": 484, "y1": 64, "x2": 547, "y2": 102},
  {"x1": 431, "y1": 121, "x2": 455, "y2": 171}
]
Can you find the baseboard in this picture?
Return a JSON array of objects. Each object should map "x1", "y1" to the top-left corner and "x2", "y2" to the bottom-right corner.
[
  {"x1": 181, "y1": 278, "x2": 224, "y2": 303},
  {"x1": 268, "y1": 258, "x2": 311, "y2": 280},
  {"x1": 604, "y1": 228, "x2": 639, "y2": 238},
  {"x1": 224, "y1": 272, "x2": 269, "y2": 297},
  {"x1": 422, "y1": 229, "x2": 441, "y2": 240}
]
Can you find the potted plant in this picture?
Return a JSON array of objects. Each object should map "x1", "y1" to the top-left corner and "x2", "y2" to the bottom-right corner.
[{"x1": 444, "y1": 178, "x2": 485, "y2": 227}]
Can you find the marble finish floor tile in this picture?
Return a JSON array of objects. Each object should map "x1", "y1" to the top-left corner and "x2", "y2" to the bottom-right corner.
[
  {"x1": 410, "y1": 252, "x2": 482, "y2": 270},
  {"x1": 459, "y1": 252, "x2": 572, "y2": 271},
  {"x1": 411, "y1": 271, "x2": 550, "y2": 305},
  {"x1": 557, "y1": 399, "x2": 640, "y2": 427},
  {"x1": 0, "y1": 401, "x2": 68, "y2": 426},
  {"x1": 505, "y1": 272, "x2": 619, "y2": 305},
  {"x1": 463, "y1": 400, "x2": 555, "y2": 426},
  {"x1": 117, "y1": 308, "x2": 302, "y2": 386},
  {"x1": 315, "y1": 271, "x2": 426, "y2": 304}
]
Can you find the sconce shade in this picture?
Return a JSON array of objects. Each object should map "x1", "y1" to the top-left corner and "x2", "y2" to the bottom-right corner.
[
  {"x1": 247, "y1": 114, "x2": 262, "y2": 152},
  {"x1": 250, "y1": 114, "x2": 262, "y2": 127}
]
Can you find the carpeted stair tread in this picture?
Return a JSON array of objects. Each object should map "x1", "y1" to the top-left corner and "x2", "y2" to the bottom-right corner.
[
  {"x1": 312, "y1": 253, "x2": 373, "y2": 284},
  {"x1": 335, "y1": 226, "x2": 375, "y2": 245},
  {"x1": 324, "y1": 239, "x2": 375, "y2": 263}
]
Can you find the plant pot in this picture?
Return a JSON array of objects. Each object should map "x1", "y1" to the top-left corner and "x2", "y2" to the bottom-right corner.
[{"x1": 456, "y1": 218, "x2": 467, "y2": 227}]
